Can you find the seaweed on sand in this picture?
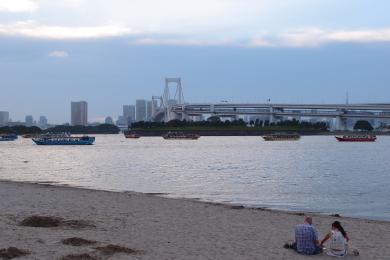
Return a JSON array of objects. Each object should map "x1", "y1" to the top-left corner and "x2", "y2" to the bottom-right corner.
[
  {"x1": 0, "y1": 247, "x2": 29, "y2": 259},
  {"x1": 61, "y1": 253, "x2": 97, "y2": 260},
  {"x1": 20, "y1": 215, "x2": 95, "y2": 229},
  {"x1": 62, "y1": 237, "x2": 97, "y2": 247}
]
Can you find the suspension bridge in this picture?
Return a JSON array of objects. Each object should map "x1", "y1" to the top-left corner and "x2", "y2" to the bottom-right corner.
[{"x1": 151, "y1": 78, "x2": 390, "y2": 130}]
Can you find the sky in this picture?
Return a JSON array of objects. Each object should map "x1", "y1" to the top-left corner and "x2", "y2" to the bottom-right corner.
[{"x1": 0, "y1": 0, "x2": 390, "y2": 123}]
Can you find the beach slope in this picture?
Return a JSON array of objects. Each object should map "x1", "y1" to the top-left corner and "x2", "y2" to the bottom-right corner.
[{"x1": 0, "y1": 181, "x2": 388, "y2": 259}]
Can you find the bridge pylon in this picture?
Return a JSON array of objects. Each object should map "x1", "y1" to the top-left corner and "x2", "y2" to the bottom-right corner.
[{"x1": 162, "y1": 77, "x2": 186, "y2": 121}]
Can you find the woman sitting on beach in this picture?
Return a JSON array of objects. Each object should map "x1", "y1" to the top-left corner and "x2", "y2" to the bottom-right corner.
[{"x1": 320, "y1": 221, "x2": 350, "y2": 257}]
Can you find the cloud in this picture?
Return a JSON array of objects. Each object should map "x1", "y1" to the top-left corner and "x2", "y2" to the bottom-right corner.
[
  {"x1": 131, "y1": 37, "x2": 234, "y2": 47},
  {"x1": 250, "y1": 28, "x2": 390, "y2": 48},
  {"x1": 247, "y1": 37, "x2": 274, "y2": 47},
  {"x1": 129, "y1": 27, "x2": 390, "y2": 48},
  {"x1": 37, "y1": 0, "x2": 82, "y2": 8},
  {"x1": 0, "y1": 21, "x2": 133, "y2": 39},
  {"x1": 1, "y1": 19, "x2": 390, "y2": 48},
  {"x1": 327, "y1": 29, "x2": 390, "y2": 43},
  {"x1": 48, "y1": 50, "x2": 69, "y2": 58},
  {"x1": 0, "y1": 0, "x2": 83, "y2": 13},
  {"x1": 0, "y1": 0, "x2": 272, "y2": 37},
  {"x1": 2, "y1": 1, "x2": 390, "y2": 48},
  {"x1": 0, "y1": 0, "x2": 38, "y2": 12}
]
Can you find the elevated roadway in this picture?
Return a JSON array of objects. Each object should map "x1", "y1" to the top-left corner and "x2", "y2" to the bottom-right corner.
[{"x1": 167, "y1": 103, "x2": 390, "y2": 130}]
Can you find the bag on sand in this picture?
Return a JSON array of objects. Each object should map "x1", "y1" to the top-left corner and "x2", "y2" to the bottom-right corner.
[{"x1": 348, "y1": 244, "x2": 360, "y2": 256}]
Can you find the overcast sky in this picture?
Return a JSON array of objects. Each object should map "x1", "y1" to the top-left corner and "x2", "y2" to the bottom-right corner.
[{"x1": 1, "y1": 0, "x2": 390, "y2": 123}]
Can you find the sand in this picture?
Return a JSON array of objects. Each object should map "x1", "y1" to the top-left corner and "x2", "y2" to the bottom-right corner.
[{"x1": 0, "y1": 180, "x2": 389, "y2": 260}]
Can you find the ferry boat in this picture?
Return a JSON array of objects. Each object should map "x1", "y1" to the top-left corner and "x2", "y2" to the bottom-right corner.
[
  {"x1": 162, "y1": 131, "x2": 200, "y2": 140},
  {"x1": 32, "y1": 133, "x2": 95, "y2": 145},
  {"x1": 262, "y1": 133, "x2": 301, "y2": 141},
  {"x1": 0, "y1": 134, "x2": 18, "y2": 141},
  {"x1": 335, "y1": 134, "x2": 376, "y2": 142},
  {"x1": 124, "y1": 132, "x2": 141, "y2": 139}
]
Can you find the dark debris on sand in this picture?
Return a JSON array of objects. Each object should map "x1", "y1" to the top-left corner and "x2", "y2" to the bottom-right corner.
[
  {"x1": 0, "y1": 247, "x2": 29, "y2": 259},
  {"x1": 61, "y1": 253, "x2": 98, "y2": 260},
  {"x1": 20, "y1": 215, "x2": 61, "y2": 227},
  {"x1": 62, "y1": 237, "x2": 97, "y2": 247},
  {"x1": 230, "y1": 205, "x2": 245, "y2": 210},
  {"x1": 19, "y1": 215, "x2": 94, "y2": 229},
  {"x1": 94, "y1": 244, "x2": 139, "y2": 256}
]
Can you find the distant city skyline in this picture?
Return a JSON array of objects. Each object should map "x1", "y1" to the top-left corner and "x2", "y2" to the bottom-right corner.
[
  {"x1": 2, "y1": 84, "x2": 390, "y2": 125},
  {"x1": 1, "y1": 1, "x2": 390, "y2": 123}
]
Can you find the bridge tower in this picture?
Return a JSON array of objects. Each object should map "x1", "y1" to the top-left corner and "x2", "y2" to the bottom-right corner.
[
  {"x1": 162, "y1": 78, "x2": 186, "y2": 121},
  {"x1": 335, "y1": 108, "x2": 348, "y2": 131},
  {"x1": 335, "y1": 116, "x2": 348, "y2": 131},
  {"x1": 269, "y1": 106, "x2": 274, "y2": 124}
]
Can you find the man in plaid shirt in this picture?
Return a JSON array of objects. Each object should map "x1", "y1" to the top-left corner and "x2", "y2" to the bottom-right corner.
[{"x1": 292, "y1": 217, "x2": 321, "y2": 255}]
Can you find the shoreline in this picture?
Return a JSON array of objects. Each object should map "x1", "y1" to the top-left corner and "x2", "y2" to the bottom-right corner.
[
  {"x1": 7, "y1": 131, "x2": 390, "y2": 138},
  {"x1": 1, "y1": 180, "x2": 389, "y2": 259},
  {"x1": 3, "y1": 179, "x2": 389, "y2": 224},
  {"x1": 130, "y1": 130, "x2": 390, "y2": 137}
]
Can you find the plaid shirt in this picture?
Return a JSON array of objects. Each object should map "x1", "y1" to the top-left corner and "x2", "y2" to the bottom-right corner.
[{"x1": 295, "y1": 223, "x2": 319, "y2": 255}]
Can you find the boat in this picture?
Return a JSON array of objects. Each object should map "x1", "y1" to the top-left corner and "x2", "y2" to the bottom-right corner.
[
  {"x1": 335, "y1": 134, "x2": 376, "y2": 142},
  {"x1": 262, "y1": 133, "x2": 301, "y2": 141},
  {"x1": 0, "y1": 134, "x2": 18, "y2": 141},
  {"x1": 32, "y1": 133, "x2": 95, "y2": 145},
  {"x1": 162, "y1": 131, "x2": 200, "y2": 140},
  {"x1": 124, "y1": 132, "x2": 141, "y2": 139}
]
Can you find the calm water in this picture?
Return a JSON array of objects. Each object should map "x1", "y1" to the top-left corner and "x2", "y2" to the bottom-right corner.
[{"x1": 1, "y1": 135, "x2": 389, "y2": 220}]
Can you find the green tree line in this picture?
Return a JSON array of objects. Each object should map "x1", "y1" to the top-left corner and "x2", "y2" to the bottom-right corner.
[
  {"x1": 131, "y1": 118, "x2": 329, "y2": 131},
  {"x1": 0, "y1": 124, "x2": 120, "y2": 135}
]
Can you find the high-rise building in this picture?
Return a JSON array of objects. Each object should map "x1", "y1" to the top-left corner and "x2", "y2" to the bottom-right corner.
[
  {"x1": 25, "y1": 115, "x2": 34, "y2": 126},
  {"x1": 147, "y1": 101, "x2": 152, "y2": 121},
  {"x1": 0, "y1": 111, "x2": 9, "y2": 126},
  {"x1": 116, "y1": 115, "x2": 125, "y2": 126},
  {"x1": 38, "y1": 116, "x2": 48, "y2": 129},
  {"x1": 123, "y1": 105, "x2": 135, "y2": 125},
  {"x1": 136, "y1": 100, "x2": 147, "y2": 122},
  {"x1": 147, "y1": 100, "x2": 158, "y2": 121},
  {"x1": 71, "y1": 101, "x2": 88, "y2": 126}
]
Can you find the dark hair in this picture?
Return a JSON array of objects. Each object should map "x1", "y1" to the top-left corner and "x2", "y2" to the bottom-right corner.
[{"x1": 332, "y1": 221, "x2": 347, "y2": 238}]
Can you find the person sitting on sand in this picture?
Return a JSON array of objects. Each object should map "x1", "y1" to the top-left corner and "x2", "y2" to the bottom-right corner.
[
  {"x1": 290, "y1": 217, "x2": 321, "y2": 255},
  {"x1": 320, "y1": 221, "x2": 349, "y2": 257}
]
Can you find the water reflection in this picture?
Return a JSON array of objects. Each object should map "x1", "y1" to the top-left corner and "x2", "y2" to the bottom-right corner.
[{"x1": 0, "y1": 135, "x2": 389, "y2": 220}]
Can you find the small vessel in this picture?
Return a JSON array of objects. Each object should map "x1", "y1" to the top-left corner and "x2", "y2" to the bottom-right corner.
[
  {"x1": 335, "y1": 134, "x2": 376, "y2": 142},
  {"x1": 32, "y1": 133, "x2": 95, "y2": 145},
  {"x1": 162, "y1": 131, "x2": 200, "y2": 140},
  {"x1": 124, "y1": 132, "x2": 141, "y2": 139},
  {"x1": 262, "y1": 133, "x2": 301, "y2": 141},
  {"x1": 0, "y1": 134, "x2": 18, "y2": 141}
]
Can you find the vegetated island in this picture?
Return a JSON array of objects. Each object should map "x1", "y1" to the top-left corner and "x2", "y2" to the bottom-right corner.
[
  {"x1": 1, "y1": 119, "x2": 384, "y2": 136},
  {"x1": 129, "y1": 118, "x2": 330, "y2": 136},
  {"x1": 0, "y1": 124, "x2": 120, "y2": 135}
]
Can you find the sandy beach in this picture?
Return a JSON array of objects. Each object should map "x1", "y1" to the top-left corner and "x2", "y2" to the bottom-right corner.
[{"x1": 0, "y1": 180, "x2": 389, "y2": 260}]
